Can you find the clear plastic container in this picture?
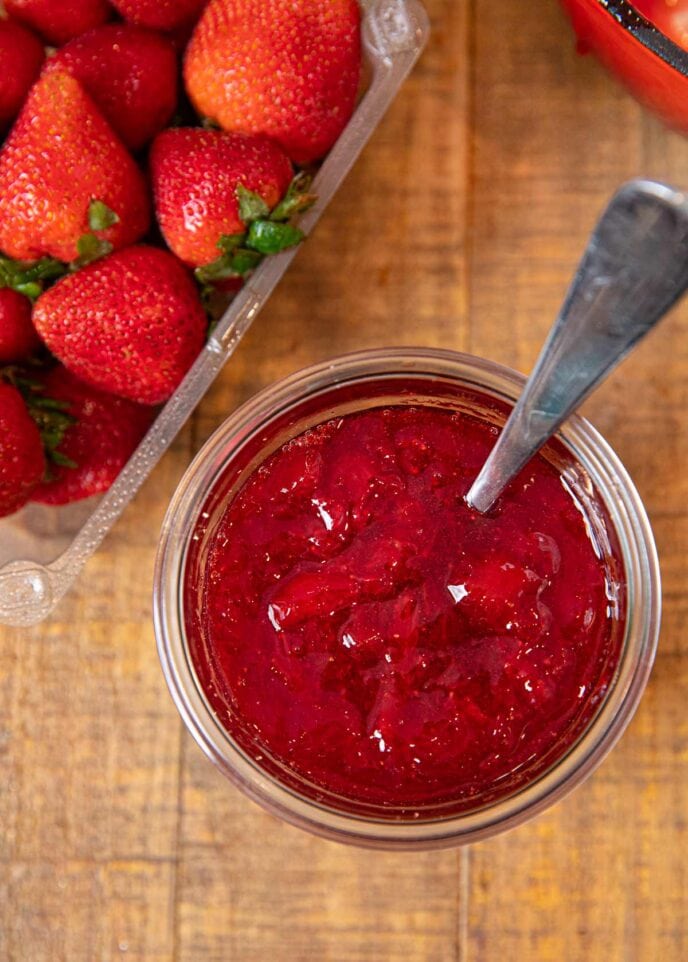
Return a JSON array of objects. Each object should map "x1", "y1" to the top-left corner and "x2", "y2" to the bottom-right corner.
[
  {"x1": 0, "y1": 0, "x2": 430, "y2": 628},
  {"x1": 154, "y1": 348, "x2": 661, "y2": 849}
]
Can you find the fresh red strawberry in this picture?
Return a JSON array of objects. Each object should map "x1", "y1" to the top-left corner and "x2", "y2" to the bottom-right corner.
[
  {"x1": 0, "y1": 19, "x2": 44, "y2": 132},
  {"x1": 46, "y1": 24, "x2": 178, "y2": 152},
  {"x1": 184, "y1": 0, "x2": 362, "y2": 165},
  {"x1": 0, "y1": 69, "x2": 150, "y2": 264},
  {"x1": 0, "y1": 290, "x2": 41, "y2": 364},
  {"x1": 32, "y1": 245, "x2": 207, "y2": 405},
  {"x1": 30, "y1": 366, "x2": 153, "y2": 505},
  {"x1": 150, "y1": 128, "x2": 293, "y2": 267},
  {"x1": 5, "y1": 0, "x2": 112, "y2": 46},
  {"x1": 110, "y1": 0, "x2": 207, "y2": 31},
  {"x1": 0, "y1": 381, "x2": 45, "y2": 517}
]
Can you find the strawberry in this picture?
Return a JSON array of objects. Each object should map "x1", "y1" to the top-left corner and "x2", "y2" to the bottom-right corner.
[
  {"x1": 0, "y1": 69, "x2": 150, "y2": 265},
  {"x1": 461, "y1": 559, "x2": 546, "y2": 636},
  {"x1": 184, "y1": 0, "x2": 362, "y2": 165},
  {"x1": 47, "y1": 24, "x2": 178, "y2": 152},
  {"x1": 269, "y1": 570, "x2": 358, "y2": 630},
  {"x1": 110, "y1": 0, "x2": 208, "y2": 31},
  {"x1": 5, "y1": 0, "x2": 112, "y2": 46},
  {"x1": 32, "y1": 245, "x2": 208, "y2": 405},
  {"x1": 0, "y1": 290, "x2": 41, "y2": 364},
  {"x1": 150, "y1": 128, "x2": 295, "y2": 267},
  {"x1": 0, "y1": 254, "x2": 67, "y2": 301},
  {"x1": 0, "y1": 381, "x2": 45, "y2": 517},
  {"x1": 0, "y1": 19, "x2": 44, "y2": 132},
  {"x1": 30, "y1": 366, "x2": 153, "y2": 505}
]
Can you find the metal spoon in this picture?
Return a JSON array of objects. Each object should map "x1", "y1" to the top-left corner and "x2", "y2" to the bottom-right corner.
[{"x1": 466, "y1": 178, "x2": 688, "y2": 514}]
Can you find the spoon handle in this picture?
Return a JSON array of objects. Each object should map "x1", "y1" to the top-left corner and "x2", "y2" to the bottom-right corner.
[{"x1": 466, "y1": 178, "x2": 688, "y2": 514}]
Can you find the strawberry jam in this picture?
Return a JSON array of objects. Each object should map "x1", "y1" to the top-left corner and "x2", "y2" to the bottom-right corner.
[{"x1": 185, "y1": 397, "x2": 624, "y2": 815}]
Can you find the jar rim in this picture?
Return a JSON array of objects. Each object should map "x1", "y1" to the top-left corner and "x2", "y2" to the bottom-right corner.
[{"x1": 154, "y1": 347, "x2": 661, "y2": 849}]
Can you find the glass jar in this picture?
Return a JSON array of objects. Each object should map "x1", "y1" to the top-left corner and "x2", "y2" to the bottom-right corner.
[{"x1": 153, "y1": 348, "x2": 660, "y2": 849}]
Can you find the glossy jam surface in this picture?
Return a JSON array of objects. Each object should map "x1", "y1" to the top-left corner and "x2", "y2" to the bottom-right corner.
[{"x1": 186, "y1": 403, "x2": 623, "y2": 813}]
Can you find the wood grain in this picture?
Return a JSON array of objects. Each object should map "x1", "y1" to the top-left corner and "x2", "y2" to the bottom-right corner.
[
  {"x1": 1, "y1": 0, "x2": 688, "y2": 959},
  {"x1": 178, "y1": 751, "x2": 460, "y2": 962}
]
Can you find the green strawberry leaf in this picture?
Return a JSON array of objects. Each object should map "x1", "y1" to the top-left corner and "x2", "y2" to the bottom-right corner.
[
  {"x1": 14, "y1": 282, "x2": 42, "y2": 300},
  {"x1": 217, "y1": 233, "x2": 247, "y2": 254},
  {"x1": 49, "y1": 449, "x2": 78, "y2": 470},
  {"x1": 236, "y1": 184, "x2": 271, "y2": 223},
  {"x1": 39, "y1": 416, "x2": 74, "y2": 450},
  {"x1": 246, "y1": 220, "x2": 305, "y2": 255},
  {"x1": 13, "y1": 258, "x2": 66, "y2": 284},
  {"x1": 0, "y1": 255, "x2": 67, "y2": 299},
  {"x1": 88, "y1": 199, "x2": 120, "y2": 232},
  {"x1": 195, "y1": 256, "x2": 233, "y2": 285},
  {"x1": 230, "y1": 248, "x2": 263, "y2": 274},
  {"x1": 269, "y1": 173, "x2": 317, "y2": 222},
  {"x1": 27, "y1": 394, "x2": 69, "y2": 412},
  {"x1": 72, "y1": 234, "x2": 114, "y2": 270},
  {"x1": 192, "y1": 177, "x2": 314, "y2": 296},
  {"x1": 195, "y1": 247, "x2": 263, "y2": 285},
  {"x1": 195, "y1": 261, "x2": 227, "y2": 286},
  {"x1": 16, "y1": 378, "x2": 77, "y2": 470}
]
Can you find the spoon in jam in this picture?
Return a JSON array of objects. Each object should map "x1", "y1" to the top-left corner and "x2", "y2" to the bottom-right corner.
[{"x1": 466, "y1": 178, "x2": 688, "y2": 513}]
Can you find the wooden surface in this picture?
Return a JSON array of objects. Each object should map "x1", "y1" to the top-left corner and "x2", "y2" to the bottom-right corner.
[{"x1": 2, "y1": 1, "x2": 688, "y2": 958}]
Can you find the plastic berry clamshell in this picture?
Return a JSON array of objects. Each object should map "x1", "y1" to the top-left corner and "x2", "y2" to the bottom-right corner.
[{"x1": 0, "y1": 0, "x2": 430, "y2": 628}]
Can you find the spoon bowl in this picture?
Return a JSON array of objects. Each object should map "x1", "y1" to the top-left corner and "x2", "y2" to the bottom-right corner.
[{"x1": 466, "y1": 178, "x2": 688, "y2": 514}]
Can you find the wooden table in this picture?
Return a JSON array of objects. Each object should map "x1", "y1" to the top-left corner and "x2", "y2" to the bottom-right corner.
[{"x1": 2, "y1": 1, "x2": 688, "y2": 958}]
